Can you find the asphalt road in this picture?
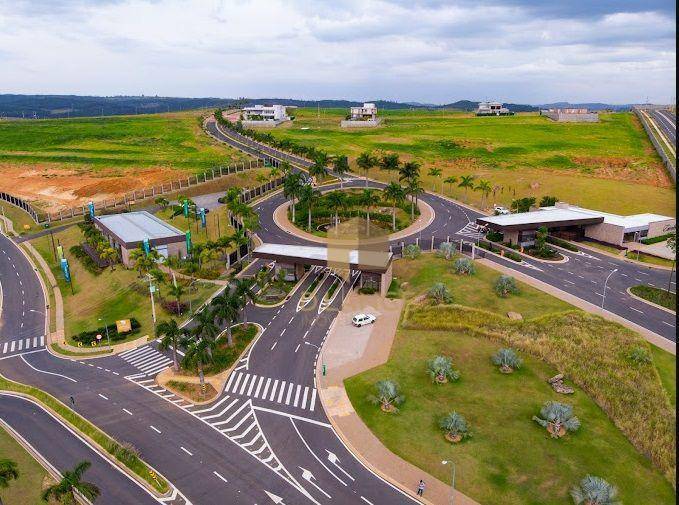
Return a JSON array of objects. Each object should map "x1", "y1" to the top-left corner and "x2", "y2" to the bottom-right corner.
[{"x1": 650, "y1": 109, "x2": 677, "y2": 148}]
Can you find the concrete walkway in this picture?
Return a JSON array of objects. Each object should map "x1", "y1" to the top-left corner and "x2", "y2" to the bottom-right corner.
[{"x1": 316, "y1": 291, "x2": 479, "y2": 505}]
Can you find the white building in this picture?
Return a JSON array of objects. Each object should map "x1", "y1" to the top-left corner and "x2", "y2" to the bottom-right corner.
[
  {"x1": 341, "y1": 102, "x2": 382, "y2": 128},
  {"x1": 540, "y1": 108, "x2": 599, "y2": 122},
  {"x1": 242, "y1": 104, "x2": 289, "y2": 122},
  {"x1": 476, "y1": 101, "x2": 513, "y2": 116}
]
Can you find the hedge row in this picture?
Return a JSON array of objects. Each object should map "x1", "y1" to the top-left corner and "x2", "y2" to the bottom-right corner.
[{"x1": 71, "y1": 318, "x2": 141, "y2": 344}]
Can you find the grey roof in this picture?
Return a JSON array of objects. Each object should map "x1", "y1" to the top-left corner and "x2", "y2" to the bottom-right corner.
[
  {"x1": 253, "y1": 243, "x2": 392, "y2": 271},
  {"x1": 94, "y1": 211, "x2": 184, "y2": 243}
]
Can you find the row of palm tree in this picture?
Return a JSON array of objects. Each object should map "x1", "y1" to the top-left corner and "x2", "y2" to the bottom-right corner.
[{"x1": 80, "y1": 221, "x2": 119, "y2": 271}]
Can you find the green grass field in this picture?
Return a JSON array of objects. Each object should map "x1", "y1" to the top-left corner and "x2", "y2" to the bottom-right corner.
[
  {"x1": 268, "y1": 108, "x2": 675, "y2": 216},
  {"x1": 345, "y1": 255, "x2": 676, "y2": 504},
  {"x1": 630, "y1": 285, "x2": 677, "y2": 311},
  {"x1": 0, "y1": 426, "x2": 50, "y2": 504},
  {"x1": 0, "y1": 111, "x2": 244, "y2": 173}
]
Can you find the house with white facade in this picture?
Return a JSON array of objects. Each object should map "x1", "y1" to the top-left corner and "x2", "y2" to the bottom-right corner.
[
  {"x1": 476, "y1": 101, "x2": 513, "y2": 116},
  {"x1": 241, "y1": 104, "x2": 292, "y2": 127},
  {"x1": 340, "y1": 102, "x2": 382, "y2": 128}
]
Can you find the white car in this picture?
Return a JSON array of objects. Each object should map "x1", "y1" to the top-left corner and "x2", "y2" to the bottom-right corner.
[
  {"x1": 352, "y1": 313, "x2": 376, "y2": 327},
  {"x1": 493, "y1": 205, "x2": 510, "y2": 215}
]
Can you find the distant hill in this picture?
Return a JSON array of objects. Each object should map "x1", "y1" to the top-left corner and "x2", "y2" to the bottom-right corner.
[
  {"x1": 242, "y1": 98, "x2": 428, "y2": 110},
  {"x1": 441, "y1": 100, "x2": 539, "y2": 112}
]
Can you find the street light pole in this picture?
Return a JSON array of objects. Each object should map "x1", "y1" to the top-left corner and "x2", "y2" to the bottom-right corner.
[
  {"x1": 601, "y1": 268, "x2": 618, "y2": 310},
  {"x1": 442, "y1": 460, "x2": 456, "y2": 505}
]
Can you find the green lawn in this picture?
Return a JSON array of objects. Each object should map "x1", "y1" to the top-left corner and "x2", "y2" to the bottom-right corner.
[
  {"x1": 268, "y1": 108, "x2": 675, "y2": 216},
  {"x1": 345, "y1": 255, "x2": 675, "y2": 504},
  {"x1": 155, "y1": 205, "x2": 236, "y2": 248},
  {"x1": 0, "y1": 111, "x2": 244, "y2": 174},
  {"x1": 0, "y1": 203, "x2": 40, "y2": 235},
  {"x1": 0, "y1": 426, "x2": 50, "y2": 504},
  {"x1": 630, "y1": 285, "x2": 676, "y2": 311},
  {"x1": 30, "y1": 225, "x2": 219, "y2": 344},
  {"x1": 626, "y1": 251, "x2": 676, "y2": 268}
]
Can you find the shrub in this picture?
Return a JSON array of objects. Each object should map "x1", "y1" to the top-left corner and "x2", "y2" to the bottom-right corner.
[
  {"x1": 436, "y1": 242, "x2": 456, "y2": 260},
  {"x1": 494, "y1": 275, "x2": 519, "y2": 297},
  {"x1": 114, "y1": 442, "x2": 141, "y2": 465},
  {"x1": 71, "y1": 318, "x2": 141, "y2": 344},
  {"x1": 427, "y1": 283, "x2": 453, "y2": 304},
  {"x1": 640, "y1": 233, "x2": 674, "y2": 245},
  {"x1": 626, "y1": 346, "x2": 652, "y2": 366},
  {"x1": 492, "y1": 348, "x2": 523, "y2": 372},
  {"x1": 504, "y1": 250, "x2": 522, "y2": 262},
  {"x1": 359, "y1": 286, "x2": 377, "y2": 295},
  {"x1": 161, "y1": 300, "x2": 188, "y2": 315},
  {"x1": 427, "y1": 355, "x2": 460, "y2": 383},
  {"x1": 367, "y1": 380, "x2": 404, "y2": 413},
  {"x1": 533, "y1": 401, "x2": 581, "y2": 438},
  {"x1": 403, "y1": 244, "x2": 421, "y2": 259},
  {"x1": 439, "y1": 412, "x2": 471, "y2": 442},
  {"x1": 486, "y1": 230, "x2": 503, "y2": 242},
  {"x1": 453, "y1": 257, "x2": 476, "y2": 275},
  {"x1": 69, "y1": 245, "x2": 102, "y2": 275},
  {"x1": 570, "y1": 475, "x2": 620, "y2": 505},
  {"x1": 547, "y1": 235, "x2": 579, "y2": 252}
]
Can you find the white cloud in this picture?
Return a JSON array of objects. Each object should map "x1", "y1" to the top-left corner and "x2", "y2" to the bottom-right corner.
[{"x1": 0, "y1": 0, "x2": 675, "y2": 103}]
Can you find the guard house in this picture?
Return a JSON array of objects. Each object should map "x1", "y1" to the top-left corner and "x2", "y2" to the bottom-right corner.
[
  {"x1": 241, "y1": 104, "x2": 291, "y2": 126},
  {"x1": 253, "y1": 243, "x2": 393, "y2": 296},
  {"x1": 477, "y1": 203, "x2": 675, "y2": 247},
  {"x1": 476, "y1": 101, "x2": 513, "y2": 116},
  {"x1": 93, "y1": 211, "x2": 187, "y2": 267},
  {"x1": 341, "y1": 103, "x2": 381, "y2": 127}
]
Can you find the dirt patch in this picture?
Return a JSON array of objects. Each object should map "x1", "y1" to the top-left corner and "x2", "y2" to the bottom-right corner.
[
  {"x1": 572, "y1": 156, "x2": 671, "y2": 187},
  {"x1": 0, "y1": 164, "x2": 192, "y2": 212}
]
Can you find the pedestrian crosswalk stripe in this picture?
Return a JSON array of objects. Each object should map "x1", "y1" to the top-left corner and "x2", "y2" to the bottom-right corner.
[
  {"x1": 1, "y1": 335, "x2": 46, "y2": 355},
  {"x1": 225, "y1": 372, "x2": 317, "y2": 412},
  {"x1": 119, "y1": 345, "x2": 172, "y2": 376}
]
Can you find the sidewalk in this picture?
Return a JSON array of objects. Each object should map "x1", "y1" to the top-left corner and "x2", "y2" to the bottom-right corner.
[{"x1": 316, "y1": 292, "x2": 479, "y2": 505}]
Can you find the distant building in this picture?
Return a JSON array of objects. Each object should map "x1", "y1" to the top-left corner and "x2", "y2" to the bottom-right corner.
[
  {"x1": 340, "y1": 102, "x2": 382, "y2": 128},
  {"x1": 241, "y1": 104, "x2": 292, "y2": 127},
  {"x1": 540, "y1": 108, "x2": 599, "y2": 122},
  {"x1": 93, "y1": 211, "x2": 187, "y2": 267},
  {"x1": 476, "y1": 101, "x2": 514, "y2": 116}
]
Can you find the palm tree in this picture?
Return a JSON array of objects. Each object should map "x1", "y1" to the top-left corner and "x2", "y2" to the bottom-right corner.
[
  {"x1": 533, "y1": 401, "x2": 581, "y2": 438},
  {"x1": 192, "y1": 306, "x2": 219, "y2": 344},
  {"x1": 405, "y1": 178, "x2": 423, "y2": 220},
  {"x1": 154, "y1": 196, "x2": 170, "y2": 209},
  {"x1": 367, "y1": 379, "x2": 405, "y2": 413},
  {"x1": 383, "y1": 182, "x2": 405, "y2": 231},
  {"x1": 269, "y1": 166, "x2": 281, "y2": 181},
  {"x1": 333, "y1": 155, "x2": 349, "y2": 188},
  {"x1": 211, "y1": 291, "x2": 240, "y2": 347},
  {"x1": 309, "y1": 159, "x2": 327, "y2": 184},
  {"x1": 458, "y1": 175, "x2": 476, "y2": 202},
  {"x1": 427, "y1": 167, "x2": 442, "y2": 193},
  {"x1": 0, "y1": 458, "x2": 19, "y2": 503},
  {"x1": 427, "y1": 282, "x2": 453, "y2": 304},
  {"x1": 444, "y1": 176, "x2": 457, "y2": 194},
  {"x1": 283, "y1": 172, "x2": 303, "y2": 222},
  {"x1": 360, "y1": 188, "x2": 376, "y2": 236},
  {"x1": 181, "y1": 332, "x2": 216, "y2": 398},
  {"x1": 399, "y1": 161, "x2": 421, "y2": 184},
  {"x1": 233, "y1": 277, "x2": 257, "y2": 323},
  {"x1": 299, "y1": 184, "x2": 320, "y2": 231},
  {"x1": 356, "y1": 151, "x2": 377, "y2": 187},
  {"x1": 42, "y1": 460, "x2": 100, "y2": 504},
  {"x1": 492, "y1": 348, "x2": 523, "y2": 373},
  {"x1": 156, "y1": 318, "x2": 186, "y2": 371},
  {"x1": 168, "y1": 283, "x2": 185, "y2": 315},
  {"x1": 380, "y1": 153, "x2": 400, "y2": 182},
  {"x1": 230, "y1": 228, "x2": 249, "y2": 262},
  {"x1": 129, "y1": 247, "x2": 150, "y2": 278},
  {"x1": 570, "y1": 475, "x2": 620, "y2": 505},
  {"x1": 427, "y1": 355, "x2": 460, "y2": 383},
  {"x1": 475, "y1": 179, "x2": 492, "y2": 208},
  {"x1": 99, "y1": 246, "x2": 118, "y2": 271},
  {"x1": 439, "y1": 412, "x2": 470, "y2": 443},
  {"x1": 325, "y1": 191, "x2": 347, "y2": 232}
]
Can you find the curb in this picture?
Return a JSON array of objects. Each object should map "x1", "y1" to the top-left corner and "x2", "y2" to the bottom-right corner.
[
  {"x1": 626, "y1": 287, "x2": 676, "y2": 315},
  {"x1": 571, "y1": 240, "x2": 674, "y2": 271}
]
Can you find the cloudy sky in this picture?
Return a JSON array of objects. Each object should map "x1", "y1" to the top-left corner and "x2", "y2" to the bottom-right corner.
[{"x1": 0, "y1": 0, "x2": 675, "y2": 104}]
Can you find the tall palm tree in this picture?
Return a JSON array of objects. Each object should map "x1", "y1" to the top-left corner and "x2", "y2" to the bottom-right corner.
[
  {"x1": 325, "y1": 191, "x2": 347, "y2": 233},
  {"x1": 42, "y1": 460, "x2": 100, "y2": 505},
  {"x1": 181, "y1": 332, "x2": 216, "y2": 398},
  {"x1": 168, "y1": 283, "x2": 185, "y2": 315},
  {"x1": 427, "y1": 167, "x2": 443, "y2": 193},
  {"x1": 475, "y1": 179, "x2": 492, "y2": 208},
  {"x1": 383, "y1": 182, "x2": 405, "y2": 231},
  {"x1": 458, "y1": 175, "x2": 476, "y2": 202},
  {"x1": 299, "y1": 184, "x2": 321, "y2": 231},
  {"x1": 283, "y1": 172, "x2": 303, "y2": 222},
  {"x1": 99, "y1": 246, "x2": 118, "y2": 271},
  {"x1": 356, "y1": 151, "x2": 377, "y2": 187},
  {"x1": 233, "y1": 277, "x2": 257, "y2": 323},
  {"x1": 333, "y1": 155, "x2": 349, "y2": 188},
  {"x1": 280, "y1": 161, "x2": 292, "y2": 175},
  {"x1": 444, "y1": 176, "x2": 457, "y2": 195},
  {"x1": 405, "y1": 178, "x2": 423, "y2": 220},
  {"x1": 229, "y1": 228, "x2": 249, "y2": 262},
  {"x1": 360, "y1": 188, "x2": 376, "y2": 236},
  {"x1": 156, "y1": 318, "x2": 185, "y2": 371},
  {"x1": 380, "y1": 153, "x2": 400, "y2": 182},
  {"x1": 211, "y1": 291, "x2": 240, "y2": 347},
  {"x1": 0, "y1": 458, "x2": 19, "y2": 504},
  {"x1": 192, "y1": 306, "x2": 219, "y2": 343},
  {"x1": 309, "y1": 159, "x2": 327, "y2": 184},
  {"x1": 399, "y1": 161, "x2": 421, "y2": 184},
  {"x1": 269, "y1": 166, "x2": 281, "y2": 181}
]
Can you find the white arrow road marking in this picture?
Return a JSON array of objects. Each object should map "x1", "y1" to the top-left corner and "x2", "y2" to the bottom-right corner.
[
  {"x1": 326, "y1": 451, "x2": 355, "y2": 481},
  {"x1": 300, "y1": 467, "x2": 331, "y2": 499},
  {"x1": 265, "y1": 491, "x2": 285, "y2": 504}
]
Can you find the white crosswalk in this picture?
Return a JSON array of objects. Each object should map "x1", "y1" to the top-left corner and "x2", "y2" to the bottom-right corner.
[
  {"x1": 1, "y1": 335, "x2": 45, "y2": 355},
  {"x1": 456, "y1": 222, "x2": 484, "y2": 239},
  {"x1": 118, "y1": 345, "x2": 173, "y2": 376},
  {"x1": 224, "y1": 371, "x2": 317, "y2": 412}
]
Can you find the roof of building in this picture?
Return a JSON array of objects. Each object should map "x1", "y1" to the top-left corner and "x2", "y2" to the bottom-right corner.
[
  {"x1": 477, "y1": 205, "x2": 674, "y2": 233},
  {"x1": 253, "y1": 243, "x2": 392, "y2": 272},
  {"x1": 94, "y1": 211, "x2": 184, "y2": 245}
]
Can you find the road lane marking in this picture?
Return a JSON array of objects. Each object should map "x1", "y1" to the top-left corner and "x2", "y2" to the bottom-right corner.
[
  {"x1": 662, "y1": 321, "x2": 675, "y2": 327},
  {"x1": 122, "y1": 408, "x2": 133, "y2": 416},
  {"x1": 361, "y1": 497, "x2": 375, "y2": 505},
  {"x1": 280, "y1": 329, "x2": 286, "y2": 336},
  {"x1": 149, "y1": 425, "x2": 161, "y2": 434},
  {"x1": 277, "y1": 381, "x2": 287, "y2": 403},
  {"x1": 98, "y1": 394, "x2": 109, "y2": 400},
  {"x1": 270, "y1": 341, "x2": 278, "y2": 351},
  {"x1": 246, "y1": 374, "x2": 258, "y2": 397},
  {"x1": 294, "y1": 344, "x2": 300, "y2": 353},
  {"x1": 19, "y1": 355, "x2": 77, "y2": 382},
  {"x1": 254, "y1": 376, "x2": 264, "y2": 398},
  {"x1": 629, "y1": 307, "x2": 644, "y2": 314},
  {"x1": 213, "y1": 471, "x2": 228, "y2": 484},
  {"x1": 180, "y1": 446, "x2": 193, "y2": 456},
  {"x1": 288, "y1": 317, "x2": 294, "y2": 324}
]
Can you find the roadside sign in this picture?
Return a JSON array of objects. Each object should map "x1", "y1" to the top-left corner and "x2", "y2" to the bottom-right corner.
[
  {"x1": 60, "y1": 258, "x2": 71, "y2": 282},
  {"x1": 200, "y1": 208, "x2": 206, "y2": 228},
  {"x1": 143, "y1": 238, "x2": 150, "y2": 255},
  {"x1": 183, "y1": 200, "x2": 189, "y2": 218},
  {"x1": 186, "y1": 230, "x2": 192, "y2": 254},
  {"x1": 116, "y1": 319, "x2": 132, "y2": 333},
  {"x1": 88, "y1": 201, "x2": 95, "y2": 218}
]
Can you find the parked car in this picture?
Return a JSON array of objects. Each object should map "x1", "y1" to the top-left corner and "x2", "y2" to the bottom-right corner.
[
  {"x1": 352, "y1": 313, "x2": 376, "y2": 327},
  {"x1": 493, "y1": 205, "x2": 510, "y2": 215}
]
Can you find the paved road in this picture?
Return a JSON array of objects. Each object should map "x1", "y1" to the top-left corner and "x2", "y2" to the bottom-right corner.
[{"x1": 650, "y1": 109, "x2": 676, "y2": 148}]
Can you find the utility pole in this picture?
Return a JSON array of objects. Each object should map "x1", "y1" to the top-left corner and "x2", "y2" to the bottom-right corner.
[{"x1": 601, "y1": 268, "x2": 617, "y2": 310}]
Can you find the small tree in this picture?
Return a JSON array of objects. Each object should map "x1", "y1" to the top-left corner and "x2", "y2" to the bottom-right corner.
[
  {"x1": 0, "y1": 458, "x2": 19, "y2": 499},
  {"x1": 492, "y1": 348, "x2": 523, "y2": 373},
  {"x1": 42, "y1": 460, "x2": 100, "y2": 504},
  {"x1": 570, "y1": 475, "x2": 620, "y2": 505},
  {"x1": 495, "y1": 275, "x2": 519, "y2": 297},
  {"x1": 427, "y1": 355, "x2": 460, "y2": 384},
  {"x1": 533, "y1": 401, "x2": 581, "y2": 438},
  {"x1": 403, "y1": 244, "x2": 421, "y2": 259},
  {"x1": 427, "y1": 282, "x2": 453, "y2": 304},
  {"x1": 367, "y1": 380, "x2": 405, "y2": 413},
  {"x1": 439, "y1": 412, "x2": 470, "y2": 443},
  {"x1": 156, "y1": 318, "x2": 186, "y2": 371},
  {"x1": 436, "y1": 242, "x2": 456, "y2": 260},
  {"x1": 453, "y1": 257, "x2": 476, "y2": 275},
  {"x1": 539, "y1": 195, "x2": 558, "y2": 207}
]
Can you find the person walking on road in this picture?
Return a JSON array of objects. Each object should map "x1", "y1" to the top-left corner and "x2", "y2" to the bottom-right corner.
[{"x1": 417, "y1": 479, "x2": 425, "y2": 497}]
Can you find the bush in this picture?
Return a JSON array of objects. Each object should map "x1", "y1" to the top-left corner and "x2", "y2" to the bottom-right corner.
[
  {"x1": 503, "y1": 250, "x2": 522, "y2": 262},
  {"x1": 439, "y1": 412, "x2": 471, "y2": 441},
  {"x1": 486, "y1": 230, "x2": 503, "y2": 242},
  {"x1": 626, "y1": 346, "x2": 652, "y2": 366},
  {"x1": 570, "y1": 475, "x2": 619, "y2": 505},
  {"x1": 453, "y1": 257, "x2": 476, "y2": 275},
  {"x1": 640, "y1": 233, "x2": 674, "y2": 245},
  {"x1": 532, "y1": 401, "x2": 581, "y2": 438},
  {"x1": 71, "y1": 318, "x2": 141, "y2": 344},
  {"x1": 69, "y1": 245, "x2": 102, "y2": 275},
  {"x1": 427, "y1": 355, "x2": 460, "y2": 383},
  {"x1": 492, "y1": 348, "x2": 523, "y2": 372},
  {"x1": 494, "y1": 275, "x2": 519, "y2": 297},
  {"x1": 359, "y1": 286, "x2": 377, "y2": 295},
  {"x1": 427, "y1": 283, "x2": 453, "y2": 304},
  {"x1": 161, "y1": 300, "x2": 188, "y2": 315},
  {"x1": 403, "y1": 244, "x2": 421, "y2": 259},
  {"x1": 436, "y1": 242, "x2": 456, "y2": 260},
  {"x1": 546, "y1": 235, "x2": 579, "y2": 251}
]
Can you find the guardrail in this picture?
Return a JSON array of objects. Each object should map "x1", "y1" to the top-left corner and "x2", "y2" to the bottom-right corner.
[{"x1": 633, "y1": 108, "x2": 676, "y2": 182}]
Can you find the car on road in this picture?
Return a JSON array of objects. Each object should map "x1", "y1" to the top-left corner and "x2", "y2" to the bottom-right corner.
[
  {"x1": 352, "y1": 313, "x2": 376, "y2": 327},
  {"x1": 493, "y1": 205, "x2": 510, "y2": 215}
]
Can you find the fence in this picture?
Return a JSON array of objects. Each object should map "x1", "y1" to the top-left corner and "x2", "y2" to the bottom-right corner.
[
  {"x1": 633, "y1": 108, "x2": 676, "y2": 182},
  {"x1": 0, "y1": 191, "x2": 42, "y2": 223}
]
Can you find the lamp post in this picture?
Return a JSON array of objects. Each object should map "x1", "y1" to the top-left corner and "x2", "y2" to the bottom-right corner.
[
  {"x1": 601, "y1": 268, "x2": 618, "y2": 310},
  {"x1": 97, "y1": 317, "x2": 111, "y2": 349},
  {"x1": 441, "y1": 460, "x2": 456, "y2": 505},
  {"x1": 304, "y1": 341, "x2": 325, "y2": 376}
]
